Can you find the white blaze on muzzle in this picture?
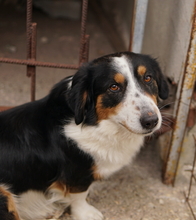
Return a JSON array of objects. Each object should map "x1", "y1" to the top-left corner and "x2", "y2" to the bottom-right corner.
[{"x1": 111, "y1": 56, "x2": 162, "y2": 135}]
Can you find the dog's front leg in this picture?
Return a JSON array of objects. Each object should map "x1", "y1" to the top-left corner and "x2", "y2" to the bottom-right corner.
[{"x1": 70, "y1": 190, "x2": 103, "y2": 220}]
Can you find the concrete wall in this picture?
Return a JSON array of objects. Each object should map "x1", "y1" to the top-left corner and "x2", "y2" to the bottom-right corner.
[{"x1": 99, "y1": 0, "x2": 134, "y2": 49}]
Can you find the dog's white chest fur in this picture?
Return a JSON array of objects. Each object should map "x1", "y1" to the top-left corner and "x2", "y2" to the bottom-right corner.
[{"x1": 64, "y1": 120, "x2": 144, "y2": 178}]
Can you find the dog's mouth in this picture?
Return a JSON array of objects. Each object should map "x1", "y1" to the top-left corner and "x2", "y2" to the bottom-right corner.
[{"x1": 119, "y1": 122, "x2": 153, "y2": 135}]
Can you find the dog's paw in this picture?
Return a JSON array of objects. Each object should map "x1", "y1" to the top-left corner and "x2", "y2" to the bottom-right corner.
[{"x1": 71, "y1": 202, "x2": 103, "y2": 220}]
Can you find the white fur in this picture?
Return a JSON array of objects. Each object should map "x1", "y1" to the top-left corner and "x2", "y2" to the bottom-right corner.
[
  {"x1": 70, "y1": 191, "x2": 103, "y2": 220},
  {"x1": 16, "y1": 189, "x2": 70, "y2": 220},
  {"x1": 64, "y1": 120, "x2": 144, "y2": 178},
  {"x1": 66, "y1": 76, "x2": 73, "y2": 89},
  {"x1": 15, "y1": 188, "x2": 102, "y2": 220}
]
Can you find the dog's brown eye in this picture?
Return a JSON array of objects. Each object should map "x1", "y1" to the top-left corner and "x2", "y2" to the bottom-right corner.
[
  {"x1": 109, "y1": 84, "x2": 120, "y2": 92},
  {"x1": 144, "y1": 75, "x2": 152, "y2": 83}
]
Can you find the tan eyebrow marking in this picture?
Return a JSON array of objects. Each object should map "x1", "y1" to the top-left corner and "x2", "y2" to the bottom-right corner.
[
  {"x1": 137, "y1": 65, "x2": 147, "y2": 76},
  {"x1": 114, "y1": 73, "x2": 125, "y2": 84}
]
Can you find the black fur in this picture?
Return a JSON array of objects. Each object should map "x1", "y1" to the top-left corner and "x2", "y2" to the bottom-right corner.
[{"x1": 0, "y1": 89, "x2": 94, "y2": 194}]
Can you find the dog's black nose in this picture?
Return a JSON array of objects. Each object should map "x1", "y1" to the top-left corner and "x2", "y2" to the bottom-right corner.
[{"x1": 140, "y1": 113, "x2": 158, "y2": 130}]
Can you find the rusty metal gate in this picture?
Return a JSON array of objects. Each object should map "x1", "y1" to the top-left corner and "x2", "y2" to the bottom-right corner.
[
  {"x1": 0, "y1": 0, "x2": 89, "y2": 111},
  {"x1": 0, "y1": 0, "x2": 150, "y2": 112},
  {"x1": 0, "y1": 3, "x2": 196, "y2": 216}
]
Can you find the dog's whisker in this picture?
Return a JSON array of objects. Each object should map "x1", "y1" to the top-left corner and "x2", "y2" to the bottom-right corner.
[
  {"x1": 162, "y1": 117, "x2": 174, "y2": 123},
  {"x1": 159, "y1": 101, "x2": 175, "y2": 110},
  {"x1": 161, "y1": 112, "x2": 175, "y2": 117},
  {"x1": 161, "y1": 122, "x2": 172, "y2": 129}
]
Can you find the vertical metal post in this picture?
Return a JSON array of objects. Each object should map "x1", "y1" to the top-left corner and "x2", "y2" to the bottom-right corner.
[
  {"x1": 129, "y1": 0, "x2": 136, "y2": 51},
  {"x1": 30, "y1": 23, "x2": 37, "y2": 101},
  {"x1": 26, "y1": 0, "x2": 37, "y2": 101},
  {"x1": 26, "y1": 0, "x2": 33, "y2": 61},
  {"x1": 84, "y1": 34, "x2": 90, "y2": 62},
  {"x1": 79, "y1": 0, "x2": 89, "y2": 65},
  {"x1": 129, "y1": 0, "x2": 149, "y2": 53}
]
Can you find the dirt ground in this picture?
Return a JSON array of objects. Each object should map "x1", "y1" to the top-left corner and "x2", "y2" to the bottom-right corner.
[{"x1": 0, "y1": 4, "x2": 195, "y2": 220}]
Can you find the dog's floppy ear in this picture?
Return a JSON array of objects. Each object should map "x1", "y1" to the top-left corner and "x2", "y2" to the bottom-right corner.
[
  {"x1": 67, "y1": 65, "x2": 92, "y2": 125},
  {"x1": 157, "y1": 77, "x2": 169, "y2": 100},
  {"x1": 153, "y1": 60, "x2": 169, "y2": 100}
]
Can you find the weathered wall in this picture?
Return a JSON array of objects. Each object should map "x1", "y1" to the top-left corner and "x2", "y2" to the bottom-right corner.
[{"x1": 99, "y1": 0, "x2": 134, "y2": 49}]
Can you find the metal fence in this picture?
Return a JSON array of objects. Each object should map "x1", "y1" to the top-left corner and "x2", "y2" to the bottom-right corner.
[{"x1": 0, "y1": 0, "x2": 89, "y2": 110}]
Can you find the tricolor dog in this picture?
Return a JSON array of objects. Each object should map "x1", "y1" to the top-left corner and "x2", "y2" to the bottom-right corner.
[{"x1": 0, "y1": 52, "x2": 169, "y2": 220}]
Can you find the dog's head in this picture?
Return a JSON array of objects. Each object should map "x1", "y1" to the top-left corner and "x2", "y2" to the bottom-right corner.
[{"x1": 67, "y1": 52, "x2": 169, "y2": 135}]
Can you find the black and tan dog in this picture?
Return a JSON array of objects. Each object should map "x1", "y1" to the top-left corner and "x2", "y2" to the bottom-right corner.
[{"x1": 0, "y1": 52, "x2": 169, "y2": 220}]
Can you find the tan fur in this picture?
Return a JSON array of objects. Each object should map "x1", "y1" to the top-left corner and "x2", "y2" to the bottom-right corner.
[
  {"x1": 114, "y1": 73, "x2": 125, "y2": 84},
  {"x1": 0, "y1": 186, "x2": 20, "y2": 220},
  {"x1": 48, "y1": 181, "x2": 81, "y2": 194},
  {"x1": 91, "y1": 165, "x2": 102, "y2": 180},
  {"x1": 96, "y1": 95, "x2": 121, "y2": 121},
  {"x1": 48, "y1": 181, "x2": 66, "y2": 195},
  {"x1": 146, "y1": 93, "x2": 158, "y2": 105},
  {"x1": 147, "y1": 112, "x2": 154, "y2": 116},
  {"x1": 137, "y1": 65, "x2": 146, "y2": 76},
  {"x1": 82, "y1": 91, "x2": 88, "y2": 107},
  {"x1": 135, "y1": 106, "x2": 140, "y2": 111}
]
